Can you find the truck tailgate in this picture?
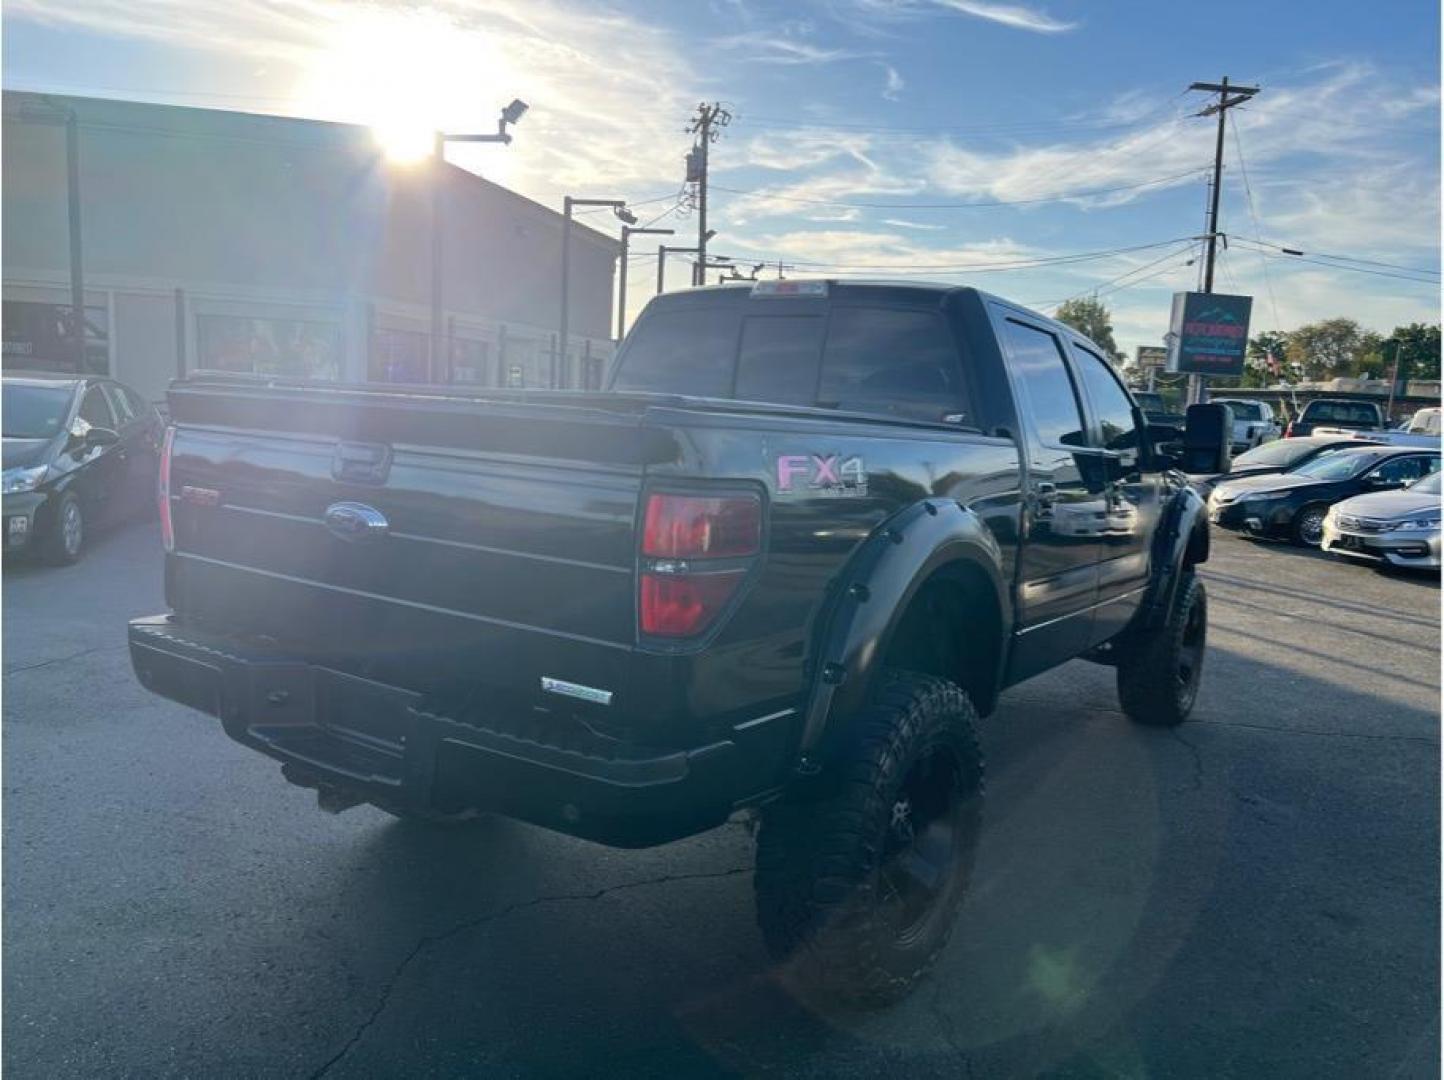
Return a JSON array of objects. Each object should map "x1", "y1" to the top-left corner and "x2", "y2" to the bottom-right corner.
[{"x1": 165, "y1": 382, "x2": 673, "y2": 713}]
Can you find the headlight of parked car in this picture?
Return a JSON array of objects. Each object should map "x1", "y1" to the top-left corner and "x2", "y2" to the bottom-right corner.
[
  {"x1": 1389, "y1": 517, "x2": 1441, "y2": 531},
  {"x1": 1236, "y1": 490, "x2": 1282, "y2": 503},
  {"x1": 1, "y1": 466, "x2": 48, "y2": 494}
]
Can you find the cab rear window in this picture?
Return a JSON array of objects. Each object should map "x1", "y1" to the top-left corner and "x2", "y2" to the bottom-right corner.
[{"x1": 611, "y1": 301, "x2": 970, "y2": 424}]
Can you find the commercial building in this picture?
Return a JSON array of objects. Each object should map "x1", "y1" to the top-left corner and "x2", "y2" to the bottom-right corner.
[{"x1": 2, "y1": 91, "x2": 620, "y2": 403}]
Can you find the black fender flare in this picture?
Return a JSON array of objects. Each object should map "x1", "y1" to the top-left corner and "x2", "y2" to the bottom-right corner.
[
  {"x1": 1137, "y1": 481, "x2": 1208, "y2": 630},
  {"x1": 795, "y1": 498, "x2": 1011, "y2": 765}
]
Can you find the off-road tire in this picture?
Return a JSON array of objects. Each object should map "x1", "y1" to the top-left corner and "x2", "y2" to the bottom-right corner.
[
  {"x1": 1291, "y1": 503, "x2": 1330, "y2": 547},
  {"x1": 1116, "y1": 572, "x2": 1206, "y2": 727},
  {"x1": 754, "y1": 670, "x2": 984, "y2": 1006},
  {"x1": 42, "y1": 492, "x2": 84, "y2": 566}
]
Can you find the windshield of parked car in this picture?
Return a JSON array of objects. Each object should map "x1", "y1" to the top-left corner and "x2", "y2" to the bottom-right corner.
[
  {"x1": 2, "y1": 385, "x2": 73, "y2": 439},
  {"x1": 1220, "y1": 401, "x2": 1263, "y2": 420},
  {"x1": 1303, "y1": 400, "x2": 1378, "y2": 423},
  {"x1": 1236, "y1": 439, "x2": 1328, "y2": 468},
  {"x1": 1409, "y1": 471, "x2": 1442, "y2": 494},
  {"x1": 1291, "y1": 450, "x2": 1381, "y2": 480},
  {"x1": 1134, "y1": 392, "x2": 1165, "y2": 411}
]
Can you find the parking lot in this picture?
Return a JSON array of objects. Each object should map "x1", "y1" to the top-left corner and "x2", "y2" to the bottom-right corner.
[{"x1": 3, "y1": 518, "x2": 1438, "y2": 1078}]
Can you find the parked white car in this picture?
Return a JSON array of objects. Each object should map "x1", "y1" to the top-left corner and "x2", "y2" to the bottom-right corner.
[
  {"x1": 1322, "y1": 470, "x2": 1442, "y2": 569},
  {"x1": 1213, "y1": 398, "x2": 1281, "y2": 453}
]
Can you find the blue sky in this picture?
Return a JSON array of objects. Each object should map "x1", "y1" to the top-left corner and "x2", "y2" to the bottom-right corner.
[{"x1": 5, "y1": 0, "x2": 1440, "y2": 353}]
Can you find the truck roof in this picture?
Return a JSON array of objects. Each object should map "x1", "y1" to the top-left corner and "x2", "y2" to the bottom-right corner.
[{"x1": 644, "y1": 279, "x2": 1111, "y2": 365}]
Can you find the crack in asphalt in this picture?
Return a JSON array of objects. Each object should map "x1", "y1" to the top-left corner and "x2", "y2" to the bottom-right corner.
[
  {"x1": 3, "y1": 644, "x2": 125, "y2": 676},
  {"x1": 1168, "y1": 728, "x2": 1205, "y2": 791},
  {"x1": 307, "y1": 865, "x2": 753, "y2": 1080},
  {"x1": 1190, "y1": 719, "x2": 1438, "y2": 744}
]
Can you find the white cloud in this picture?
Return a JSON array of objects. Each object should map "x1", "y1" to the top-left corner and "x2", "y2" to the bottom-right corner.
[
  {"x1": 882, "y1": 218, "x2": 946, "y2": 230},
  {"x1": 880, "y1": 63, "x2": 905, "y2": 100},
  {"x1": 714, "y1": 30, "x2": 867, "y2": 65},
  {"x1": 842, "y1": 0, "x2": 1075, "y2": 33}
]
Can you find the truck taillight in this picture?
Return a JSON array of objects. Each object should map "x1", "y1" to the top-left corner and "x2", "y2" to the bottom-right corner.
[
  {"x1": 639, "y1": 491, "x2": 761, "y2": 638},
  {"x1": 642, "y1": 493, "x2": 760, "y2": 558},
  {"x1": 1284, "y1": 421, "x2": 1295, "y2": 438},
  {"x1": 158, "y1": 425, "x2": 175, "y2": 552}
]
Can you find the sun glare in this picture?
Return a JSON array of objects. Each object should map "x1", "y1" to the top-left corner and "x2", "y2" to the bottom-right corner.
[{"x1": 292, "y1": 8, "x2": 515, "y2": 167}]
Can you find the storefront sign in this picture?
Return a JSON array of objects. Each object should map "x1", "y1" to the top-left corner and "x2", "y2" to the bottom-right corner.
[{"x1": 1165, "y1": 292, "x2": 1252, "y2": 377}]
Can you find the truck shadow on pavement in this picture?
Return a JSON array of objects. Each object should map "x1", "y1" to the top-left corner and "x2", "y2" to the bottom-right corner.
[{"x1": 292, "y1": 637, "x2": 1437, "y2": 1080}]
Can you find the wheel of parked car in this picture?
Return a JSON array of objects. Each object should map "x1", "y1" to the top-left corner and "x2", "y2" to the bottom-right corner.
[
  {"x1": 1292, "y1": 503, "x2": 1330, "y2": 547},
  {"x1": 753, "y1": 670, "x2": 984, "y2": 1005},
  {"x1": 1116, "y1": 572, "x2": 1206, "y2": 727},
  {"x1": 42, "y1": 491, "x2": 85, "y2": 566}
]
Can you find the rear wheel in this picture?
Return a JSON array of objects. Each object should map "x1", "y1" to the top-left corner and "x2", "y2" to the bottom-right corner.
[
  {"x1": 1292, "y1": 503, "x2": 1329, "y2": 547},
  {"x1": 42, "y1": 492, "x2": 84, "y2": 566},
  {"x1": 1117, "y1": 572, "x2": 1206, "y2": 727},
  {"x1": 754, "y1": 670, "x2": 984, "y2": 1005}
]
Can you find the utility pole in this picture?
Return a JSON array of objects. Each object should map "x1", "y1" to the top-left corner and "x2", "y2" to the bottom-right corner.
[
  {"x1": 685, "y1": 102, "x2": 730, "y2": 286},
  {"x1": 617, "y1": 225, "x2": 673, "y2": 340},
  {"x1": 1187, "y1": 76, "x2": 1259, "y2": 403},
  {"x1": 561, "y1": 196, "x2": 635, "y2": 387},
  {"x1": 430, "y1": 99, "x2": 527, "y2": 382}
]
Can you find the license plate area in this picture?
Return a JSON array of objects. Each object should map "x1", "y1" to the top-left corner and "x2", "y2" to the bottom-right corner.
[{"x1": 245, "y1": 666, "x2": 422, "y2": 786}]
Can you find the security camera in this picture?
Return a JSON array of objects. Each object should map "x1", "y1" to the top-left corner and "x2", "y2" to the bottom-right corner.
[{"x1": 501, "y1": 99, "x2": 529, "y2": 125}]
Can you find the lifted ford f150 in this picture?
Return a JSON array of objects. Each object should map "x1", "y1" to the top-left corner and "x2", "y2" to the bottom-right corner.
[{"x1": 129, "y1": 281, "x2": 1226, "y2": 1003}]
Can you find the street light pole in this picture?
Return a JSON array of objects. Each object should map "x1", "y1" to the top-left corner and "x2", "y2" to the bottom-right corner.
[
  {"x1": 560, "y1": 197, "x2": 634, "y2": 387},
  {"x1": 657, "y1": 244, "x2": 700, "y2": 294},
  {"x1": 429, "y1": 99, "x2": 527, "y2": 383},
  {"x1": 617, "y1": 225, "x2": 673, "y2": 340}
]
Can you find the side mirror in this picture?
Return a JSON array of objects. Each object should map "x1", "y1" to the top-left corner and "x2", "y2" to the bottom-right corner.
[
  {"x1": 1145, "y1": 422, "x2": 1184, "y2": 470},
  {"x1": 84, "y1": 426, "x2": 120, "y2": 450},
  {"x1": 1179, "y1": 403, "x2": 1232, "y2": 475}
]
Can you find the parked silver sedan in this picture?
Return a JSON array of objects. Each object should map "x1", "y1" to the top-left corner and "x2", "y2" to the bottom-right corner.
[{"x1": 1322, "y1": 471, "x2": 1442, "y2": 569}]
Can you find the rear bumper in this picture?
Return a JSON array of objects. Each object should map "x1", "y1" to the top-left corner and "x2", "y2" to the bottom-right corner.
[{"x1": 128, "y1": 615, "x2": 794, "y2": 847}]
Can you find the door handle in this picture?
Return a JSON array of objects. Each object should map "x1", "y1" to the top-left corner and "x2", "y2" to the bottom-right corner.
[{"x1": 1033, "y1": 481, "x2": 1058, "y2": 507}]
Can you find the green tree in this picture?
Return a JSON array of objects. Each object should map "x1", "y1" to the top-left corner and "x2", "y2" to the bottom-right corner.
[
  {"x1": 1382, "y1": 323, "x2": 1442, "y2": 383},
  {"x1": 1055, "y1": 296, "x2": 1123, "y2": 363},
  {"x1": 1285, "y1": 318, "x2": 1367, "y2": 381}
]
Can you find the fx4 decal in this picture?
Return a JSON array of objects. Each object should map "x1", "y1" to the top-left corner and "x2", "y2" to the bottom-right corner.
[{"x1": 776, "y1": 454, "x2": 868, "y2": 497}]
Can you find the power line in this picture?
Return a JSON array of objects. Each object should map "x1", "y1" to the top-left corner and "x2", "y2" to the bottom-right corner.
[
  {"x1": 1232, "y1": 236, "x2": 1440, "y2": 277},
  {"x1": 1230, "y1": 119, "x2": 1282, "y2": 328},
  {"x1": 1037, "y1": 241, "x2": 1199, "y2": 309},
  {"x1": 746, "y1": 237, "x2": 1193, "y2": 275},
  {"x1": 1231, "y1": 240, "x2": 1440, "y2": 284},
  {"x1": 711, "y1": 167, "x2": 1207, "y2": 211},
  {"x1": 731, "y1": 99, "x2": 1190, "y2": 138}
]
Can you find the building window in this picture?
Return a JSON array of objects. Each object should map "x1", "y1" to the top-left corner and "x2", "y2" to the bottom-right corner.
[
  {"x1": 450, "y1": 337, "x2": 491, "y2": 384},
  {"x1": 2, "y1": 300, "x2": 109, "y2": 375},
  {"x1": 196, "y1": 313, "x2": 340, "y2": 379},
  {"x1": 370, "y1": 327, "x2": 429, "y2": 383}
]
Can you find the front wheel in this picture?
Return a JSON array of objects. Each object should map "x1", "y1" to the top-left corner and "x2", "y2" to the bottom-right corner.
[
  {"x1": 42, "y1": 492, "x2": 85, "y2": 566},
  {"x1": 1116, "y1": 572, "x2": 1206, "y2": 727},
  {"x1": 754, "y1": 670, "x2": 984, "y2": 1006},
  {"x1": 1292, "y1": 503, "x2": 1329, "y2": 547}
]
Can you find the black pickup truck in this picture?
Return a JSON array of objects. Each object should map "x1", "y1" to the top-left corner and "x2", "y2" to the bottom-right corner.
[{"x1": 129, "y1": 281, "x2": 1225, "y2": 1003}]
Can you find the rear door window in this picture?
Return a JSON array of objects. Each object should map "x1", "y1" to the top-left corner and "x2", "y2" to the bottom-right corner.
[
  {"x1": 102, "y1": 383, "x2": 136, "y2": 425},
  {"x1": 610, "y1": 308, "x2": 737, "y2": 397},
  {"x1": 733, "y1": 316, "x2": 824, "y2": 405},
  {"x1": 818, "y1": 307, "x2": 967, "y2": 423}
]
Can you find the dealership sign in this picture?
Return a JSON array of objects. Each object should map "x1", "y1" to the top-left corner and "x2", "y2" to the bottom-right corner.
[{"x1": 1165, "y1": 292, "x2": 1252, "y2": 377}]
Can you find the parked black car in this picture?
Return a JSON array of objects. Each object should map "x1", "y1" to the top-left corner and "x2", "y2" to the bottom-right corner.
[
  {"x1": 1207, "y1": 444, "x2": 1441, "y2": 546},
  {"x1": 128, "y1": 281, "x2": 1229, "y2": 1004},
  {"x1": 2, "y1": 372, "x2": 163, "y2": 563}
]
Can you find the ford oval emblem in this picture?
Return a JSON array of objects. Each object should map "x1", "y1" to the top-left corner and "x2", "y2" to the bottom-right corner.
[{"x1": 323, "y1": 501, "x2": 389, "y2": 541}]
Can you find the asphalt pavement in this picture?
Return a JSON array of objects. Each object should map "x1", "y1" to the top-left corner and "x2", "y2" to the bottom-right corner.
[{"x1": 3, "y1": 518, "x2": 1439, "y2": 1078}]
